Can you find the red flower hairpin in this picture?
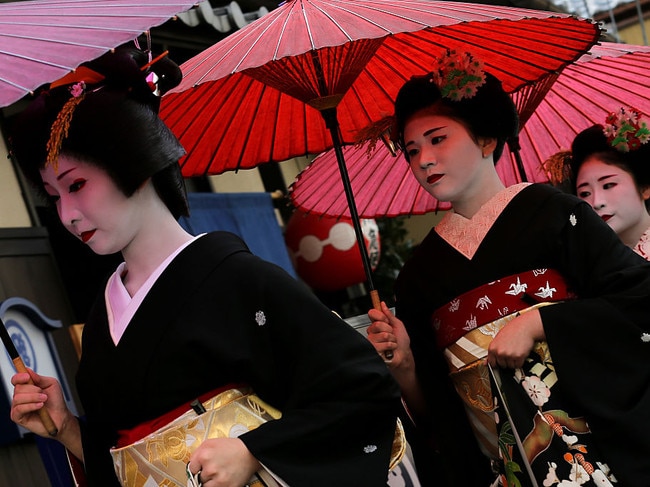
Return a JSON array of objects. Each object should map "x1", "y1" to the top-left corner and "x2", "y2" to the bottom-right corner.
[
  {"x1": 603, "y1": 107, "x2": 650, "y2": 152},
  {"x1": 430, "y1": 49, "x2": 486, "y2": 101}
]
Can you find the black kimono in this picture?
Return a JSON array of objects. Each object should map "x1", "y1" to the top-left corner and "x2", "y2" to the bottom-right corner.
[
  {"x1": 76, "y1": 231, "x2": 401, "y2": 486},
  {"x1": 394, "y1": 184, "x2": 650, "y2": 486}
]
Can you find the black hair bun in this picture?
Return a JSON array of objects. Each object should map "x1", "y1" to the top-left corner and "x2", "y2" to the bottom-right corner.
[{"x1": 82, "y1": 45, "x2": 182, "y2": 111}]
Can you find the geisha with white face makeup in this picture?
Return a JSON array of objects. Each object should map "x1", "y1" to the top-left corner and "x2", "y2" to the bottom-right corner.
[
  {"x1": 570, "y1": 110, "x2": 650, "y2": 258},
  {"x1": 9, "y1": 46, "x2": 401, "y2": 487},
  {"x1": 364, "y1": 51, "x2": 650, "y2": 487}
]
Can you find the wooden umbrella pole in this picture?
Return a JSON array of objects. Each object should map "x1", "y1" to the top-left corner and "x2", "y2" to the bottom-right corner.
[{"x1": 0, "y1": 317, "x2": 58, "y2": 436}]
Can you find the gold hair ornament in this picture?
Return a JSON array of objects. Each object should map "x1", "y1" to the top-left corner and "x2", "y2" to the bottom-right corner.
[
  {"x1": 43, "y1": 50, "x2": 169, "y2": 171},
  {"x1": 46, "y1": 82, "x2": 87, "y2": 170},
  {"x1": 354, "y1": 115, "x2": 398, "y2": 157},
  {"x1": 541, "y1": 150, "x2": 573, "y2": 186},
  {"x1": 603, "y1": 106, "x2": 650, "y2": 153}
]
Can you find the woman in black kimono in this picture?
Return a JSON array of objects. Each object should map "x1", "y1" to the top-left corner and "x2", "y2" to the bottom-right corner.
[
  {"x1": 365, "y1": 50, "x2": 650, "y2": 487},
  {"x1": 8, "y1": 46, "x2": 401, "y2": 487}
]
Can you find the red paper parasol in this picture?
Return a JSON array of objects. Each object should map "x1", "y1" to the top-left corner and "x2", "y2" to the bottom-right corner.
[
  {"x1": 161, "y1": 0, "x2": 600, "y2": 306},
  {"x1": 500, "y1": 42, "x2": 650, "y2": 185},
  {"x1": 289, "y1": 42, "x2": 650, "y2": 218},
  {"x1": 0, "y1": 0, "x2": 199, "y2": 108}
]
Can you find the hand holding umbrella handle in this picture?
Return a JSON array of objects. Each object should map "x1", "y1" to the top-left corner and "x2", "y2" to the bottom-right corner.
[
  {"x1": 370, "y1": 290, "x2": 394, "y2": 362},
  {"x1": 12, "y1": 356, "x2": 59, "y2": 437},
  {"x1": 1, "y1": 319, "x2": 58, "y2": 437}
]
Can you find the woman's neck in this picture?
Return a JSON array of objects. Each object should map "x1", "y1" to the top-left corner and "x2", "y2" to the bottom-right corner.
[
  {"x1": 452, "y1": 168, "x2": 506, "y2": 219},
  {"x1": 619, "y1": 211, "x2": 650, "y2": 249},
  {"x1": 120, "y1": 191, "x2": 194, "y2": 296}
]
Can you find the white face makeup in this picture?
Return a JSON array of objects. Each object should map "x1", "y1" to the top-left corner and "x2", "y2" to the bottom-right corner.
[
  {"x1": 404, "y1": 111, "x2": 490, "y2": 211},
  {"x1": 576, "y1": 156, "x2": 650, "y2": 242},
  {"x1": 40, "y1": 155, "x2": 142, "y2": 256}
]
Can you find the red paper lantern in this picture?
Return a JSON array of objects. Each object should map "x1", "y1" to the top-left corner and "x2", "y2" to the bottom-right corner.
[{"x1": 285, "y1": 211, "x2": 380, "y2": 292}]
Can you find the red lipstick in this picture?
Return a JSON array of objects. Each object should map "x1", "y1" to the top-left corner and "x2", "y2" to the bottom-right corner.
[
  {"x1": 81, "y1": 230, "x2": 96, "y2": 243},
  {"x1": 427, "y1": 174, "x2": 443, "y2": 184}
]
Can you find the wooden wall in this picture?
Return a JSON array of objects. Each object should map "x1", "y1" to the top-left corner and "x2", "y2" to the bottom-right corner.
[{"x1": 0, "y1": 227, "x2": 81, "y2": 487}]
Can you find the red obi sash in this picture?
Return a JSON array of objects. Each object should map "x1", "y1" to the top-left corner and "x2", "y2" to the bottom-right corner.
[{"x1": 432, "y1": 269, "x2": 575, "y2": 350}]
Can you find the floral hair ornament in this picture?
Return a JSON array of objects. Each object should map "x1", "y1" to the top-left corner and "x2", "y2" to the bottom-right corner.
[
  {"x1": 430, "y1": 49, "x2": 487, "y2": 101},
  {"x1": 603, "y1": 106, "x2": 650, "y2": 153}
]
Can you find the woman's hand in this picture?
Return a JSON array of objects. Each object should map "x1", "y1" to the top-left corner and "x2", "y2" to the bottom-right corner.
[
  {"x1": 367, "y1": 302, "x2": 428, "y2": 418},
  {"x1": 487, "y1": 309, "x2": 545, "y2": 369},
  {"x1": 11, "y1": 369, "x2": 65, "y2": 437},
  {"x1": 188, "y1": 438, "x2": 260, "y2": 487},
  {"x1": 367, "y1": 302, "x2": 411, "y2": 369},
  {"x1": 10, "y1": 369, "x2": 83, "y2": 459}
]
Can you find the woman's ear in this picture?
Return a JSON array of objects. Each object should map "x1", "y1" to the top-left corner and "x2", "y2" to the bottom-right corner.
[
  {"x1": 479, "y1": 137, "x2": 498, "y2": 159},
  {"x1": 641, "y1": 185, "x2": 650, "y2": 201}
]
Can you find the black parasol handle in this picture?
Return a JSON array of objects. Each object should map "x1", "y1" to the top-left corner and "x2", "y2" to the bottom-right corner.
[
  {"x1": 321, "y1": 108, "x2": 393, "y2": 361},
  {"x1": 0, "y1": 317, "x2": 58, "y2": 436}
]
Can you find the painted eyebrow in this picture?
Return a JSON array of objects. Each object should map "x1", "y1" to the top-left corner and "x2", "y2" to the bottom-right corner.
[
  {"x1": 56, "y1": 168, "x2": 76, "y2": 180},
  {"x1": 43, "y1": 167, "x2": 76, "y2": 187},
  {"x1": 576, "y1": 173, "x2": 617, "y2": 189},
  {"x1": 405, "y1": 126, "x2": 446, "y2": 147}
]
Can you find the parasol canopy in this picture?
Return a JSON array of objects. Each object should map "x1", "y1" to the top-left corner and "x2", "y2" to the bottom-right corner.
[
  {"x1": 160, "y1": 0, "x2": 600, "y2": 308},
  {"x1": 162, "y1": 0, "x2": 601, "y2": 176},
  {"x1": 0, "y1": 0, "x2": 199, "y2": 108}
]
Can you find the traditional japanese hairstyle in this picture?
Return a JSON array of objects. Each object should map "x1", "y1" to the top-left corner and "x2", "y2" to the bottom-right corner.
[
  {"x1": 393, "y1": 49, "x2": 519, "y2": 163},
  {"x1": 9, "y1": 45, "x2": 189, "y2": 219},
  {"x1": 544, "y1": 107, "x2": 650, "y2": 205}
]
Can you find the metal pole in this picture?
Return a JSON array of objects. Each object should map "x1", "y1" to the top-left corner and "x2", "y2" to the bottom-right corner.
[{"x1": 634, "y1": 0, "x2": 648, "y2": 45}]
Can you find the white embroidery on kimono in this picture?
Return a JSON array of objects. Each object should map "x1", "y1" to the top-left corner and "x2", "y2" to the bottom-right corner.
[
  {"x1": 641, "y1": 333, "x2": 650, "y2": 343},
  {"x1": 476, "y1": 295, "x2": 492, "y2": 310},
  {"x1": 463, "y1": 315, "x2": 477, "y2": 332},
  {"x1": 543, "y1": 462, "x2": 561, "y2": 486},
  {"x1": 569, "y1": 214, "x2": 578, "y2": 226},
  {"x1": 363, "y1": 445, "x2": 377, "y2": 453},
  {"x1": 479, "y1": 323, "x2": 500, "y2": 338},
  {"x1": 532, "y1": 268, "x2": 548, "y2": 277},
  {"x1": 595, "y1": 463, "x2": 617, "y2": 485},
  {"x1": 505, "y1": 277, "x2": 527, "y2": 295},
  {"x1": 522, "y1": 375, "x2": 551, "y2": 407},
  {"x1": 255, "y1": 310, "x2": 266, "y2": 326},
  {"x1": 568, "y1": 462, "x2": 590, "y2": 484},
  {"x1": 535, "y1": 282, "x2": 557, "y2": 299},
  {"x1": 449, "y1": 298, "x2": 460, "y2": 312},
  {"x1": 561, "y1": 434, "x2": 578, "y2": 446}
]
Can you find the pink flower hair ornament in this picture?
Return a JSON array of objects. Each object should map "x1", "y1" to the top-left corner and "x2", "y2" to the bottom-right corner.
[
  {"x1": 603, "y1": 107, "x2": 650, "y2": 153},
  {"x1": 69, "y1": 81, "x2": 86, "y2": 98},
  {"x1": 429, "y1": 49, "x2": 487, "y2": 101}
]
